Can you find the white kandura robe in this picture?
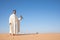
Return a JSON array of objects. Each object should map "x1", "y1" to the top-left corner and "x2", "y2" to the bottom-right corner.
[{"x1": 9, "y1": 14, "x2": 20, "y2": 34}]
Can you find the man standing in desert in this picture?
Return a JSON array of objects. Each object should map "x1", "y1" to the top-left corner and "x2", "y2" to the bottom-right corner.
[{"x1": 9, "y1": 10, "x2": 22, "y2": 35}]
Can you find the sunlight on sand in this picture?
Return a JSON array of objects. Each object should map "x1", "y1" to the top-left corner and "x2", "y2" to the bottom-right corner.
[{"x1": 0, "y1": 33, "x2": 60, "y2": 40}]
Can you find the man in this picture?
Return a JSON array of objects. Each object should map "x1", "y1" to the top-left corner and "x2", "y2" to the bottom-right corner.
[{"x1": 9, "y1": 10, "x2": 22, "y2": 35}]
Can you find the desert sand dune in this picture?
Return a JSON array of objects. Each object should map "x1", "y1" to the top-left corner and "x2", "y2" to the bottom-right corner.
[{"x1": 0, "y1": 33, "x2": 60, "y2": 40}]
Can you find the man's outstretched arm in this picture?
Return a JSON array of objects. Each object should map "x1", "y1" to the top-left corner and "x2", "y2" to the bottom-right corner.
[{"x1": 18, "y1": 16, "x2": 23, "y2": 21}]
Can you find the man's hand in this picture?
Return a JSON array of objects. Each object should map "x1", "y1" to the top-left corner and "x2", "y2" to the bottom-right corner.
[{"x1": 20, "y1": 15, "x2": 23, "y2": 20}]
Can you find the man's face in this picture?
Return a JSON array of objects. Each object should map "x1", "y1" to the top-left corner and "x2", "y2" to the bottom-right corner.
[{"x1": 13, "y1": 10, "x2": 16, "y2": 14}]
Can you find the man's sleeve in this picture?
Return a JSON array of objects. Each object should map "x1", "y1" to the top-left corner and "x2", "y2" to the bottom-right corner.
[
  {"x1": 9, "y1": 16, "x2": 11, "y2": 24},
  {"x1": 18, "y1": 18, "x2": 20, "y2": 21}
]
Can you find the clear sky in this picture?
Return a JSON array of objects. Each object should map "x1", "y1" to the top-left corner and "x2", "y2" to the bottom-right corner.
[{"x1": 0, "y1": 0, "x2": 60, "y2": 33}]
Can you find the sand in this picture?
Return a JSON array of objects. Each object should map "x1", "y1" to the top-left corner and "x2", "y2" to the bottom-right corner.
[{"x1": 0, "y1": 33, "x2": 60, "y2": 40}]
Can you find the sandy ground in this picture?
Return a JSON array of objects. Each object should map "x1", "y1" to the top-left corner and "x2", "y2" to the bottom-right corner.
[{"x1": 0, "y1": 33, "x2": 60, "y2": 40}]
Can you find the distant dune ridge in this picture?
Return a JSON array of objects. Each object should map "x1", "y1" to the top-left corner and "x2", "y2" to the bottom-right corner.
[{"x1": 0, "y1": 33, "x2": 60, "y2": 40}]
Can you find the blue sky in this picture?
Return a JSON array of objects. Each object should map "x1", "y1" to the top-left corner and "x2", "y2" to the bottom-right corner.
[{"x1": 0, "y1": 0, "x2": 60, "y2": 33}]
